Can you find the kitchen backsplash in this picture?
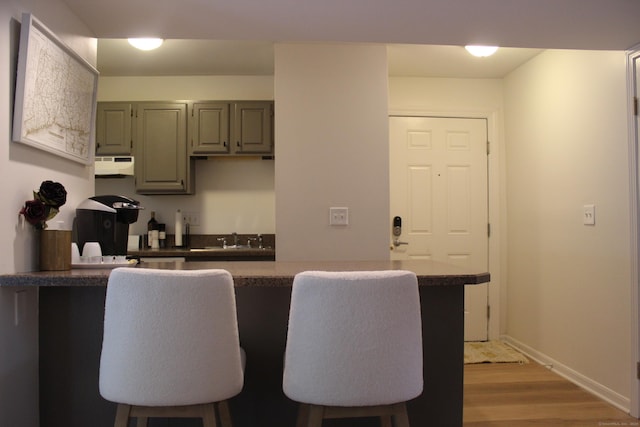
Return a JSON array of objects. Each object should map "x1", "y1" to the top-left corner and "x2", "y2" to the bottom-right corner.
[{"x1": 94, "y1": 157, "x2": 275, "y2": 236}]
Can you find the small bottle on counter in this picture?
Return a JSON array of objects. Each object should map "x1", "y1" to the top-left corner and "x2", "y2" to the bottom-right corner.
[
  {"x1": 158, "y1": 223, "x2": 166, "y2": 248},
  {"x1": 175, "y1": 209, "x2": 183, "y2": 247},
  {"x1": 147, "y1": 211, "x2": 159, "y2": 248}
]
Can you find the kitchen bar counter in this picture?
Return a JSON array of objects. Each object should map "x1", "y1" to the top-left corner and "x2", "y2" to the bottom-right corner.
[
  {"x1": 2, "y1": 260, "x2": 490, "y2": 427},
  {"x1": 0, "y1": 259, "x2": 489, "y2": 288}
]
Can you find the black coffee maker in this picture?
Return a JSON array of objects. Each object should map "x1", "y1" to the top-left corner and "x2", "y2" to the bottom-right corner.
[{"x1": 74, "y1": 195, "x2": 142, "y2": 255}]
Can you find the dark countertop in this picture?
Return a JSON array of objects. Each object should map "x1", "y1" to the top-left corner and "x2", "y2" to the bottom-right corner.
[
  {"x1": 128, "y1": 233, "x2": 276, "y2": 260},
  {"x1": 129, "y1": 246, "x2": 275, "y2": 259},
  {"x1": 0, "y1": 259, "x2": 490, "y2": 288}
]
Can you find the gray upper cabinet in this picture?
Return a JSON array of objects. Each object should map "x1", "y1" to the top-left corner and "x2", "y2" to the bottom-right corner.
[
  {"x1": 190, "y1": 102, "x2": 230, "y2": 155},
  {"x1": 95, "y1": 102, "x2": 132, "y2": 155},
  {"x1": 190, "y1": 101, "x2": 273, "y2": 156},
  {"x1": 134, "y1": 102, "x2": 194, "y2": 194},
  {"x1": 233, "y1": 101, "x2": 274, "y2": 155}
]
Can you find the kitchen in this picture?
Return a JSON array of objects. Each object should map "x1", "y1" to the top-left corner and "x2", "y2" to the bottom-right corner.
[{"x1": 1, "y1": 0, "x2": 639, "y2": 426}]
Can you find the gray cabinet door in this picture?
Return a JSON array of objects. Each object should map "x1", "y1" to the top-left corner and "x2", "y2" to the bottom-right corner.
[
  {"x1": 134, "y1": 102, "x2": 192, "y2": 194},
  {"x1": 95, "y1": 102, "x2": 132, "y2": 155},
  {"x1": 190, "y1": 102, "x2": 230, "y2": 155},
  {"x1": 233, "y1": 101, "x2": 273, "y2": 154}
]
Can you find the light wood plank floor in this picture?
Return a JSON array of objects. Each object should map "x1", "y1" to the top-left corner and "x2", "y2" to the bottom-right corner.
[{"x1": 464, "y1": 361, "x2": 639, "y2": 426}]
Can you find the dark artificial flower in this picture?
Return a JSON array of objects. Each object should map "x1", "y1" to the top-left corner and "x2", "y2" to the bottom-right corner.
[{"x1": 19, "y1": 181, "x2": 67, "y2": 229}]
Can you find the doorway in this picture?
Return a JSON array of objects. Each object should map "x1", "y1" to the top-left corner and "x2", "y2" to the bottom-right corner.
[
  {"x1": 389, "y1": 115, "x2": 490, "y2": 341},
  {"x1": 626, "y1": 46, "x2": 640, "y2": 418}
]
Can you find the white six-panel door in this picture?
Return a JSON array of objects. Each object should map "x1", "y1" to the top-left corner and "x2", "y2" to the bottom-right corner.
[{"x1": 390, "y1": 116, "x2": 489, "y2": 341}]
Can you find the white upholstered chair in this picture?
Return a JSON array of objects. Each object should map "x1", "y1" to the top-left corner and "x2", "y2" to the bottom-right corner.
[
  {"x1": 99, "y1": 268, "x2": 244, "y2": 427},
  {"x1": 283, "y1": 270, "x2": 423, "y2": 427}
]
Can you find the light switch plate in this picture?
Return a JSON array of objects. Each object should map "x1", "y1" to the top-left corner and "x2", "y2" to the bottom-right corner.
[
  {"x1": 329, "y1": 207, "x2": 349, "y2": 226},
  {"x1": 583, "y1": 204, "x2": 595, "y2": 225}
]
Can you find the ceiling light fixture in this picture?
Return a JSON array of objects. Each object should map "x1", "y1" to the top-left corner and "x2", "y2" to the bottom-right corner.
[
  {"x1": 465, "y1": 45, "x2": 499, "y2": 57},
  {"x1": 128, "y1": 38, "x2": 164, "y2": 51}
]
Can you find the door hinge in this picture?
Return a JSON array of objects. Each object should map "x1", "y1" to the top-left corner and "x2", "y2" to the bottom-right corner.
[
  {"x1": 635, "y1": 97, "x2": 638, "y2": 116},
  {"x1": 487, "y1": 305, "x2": 491, "y2": 320},
  {"x1": 637, "y1": 361, "x2": 640, "y2": 379},
  {"x1": 486, "y1": 140, "x2": 490, "y2": 155},
  {"x1": 487, "y1": 223, "x2": 491, "y2": 238}
]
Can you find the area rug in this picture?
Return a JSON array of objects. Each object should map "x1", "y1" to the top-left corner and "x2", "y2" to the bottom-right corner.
[{"x1": 464, "y1": 340, "x2": 529, "y2": 364}]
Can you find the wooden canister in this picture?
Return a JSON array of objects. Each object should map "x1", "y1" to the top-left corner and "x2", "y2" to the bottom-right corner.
[{"x1": 40, "y1": 230, "x2": 72, "y2": 271}]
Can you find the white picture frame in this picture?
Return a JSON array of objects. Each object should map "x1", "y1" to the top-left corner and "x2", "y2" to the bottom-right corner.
[{"x1": 12, "y1": 13, "x2": 99, "y2": 165}]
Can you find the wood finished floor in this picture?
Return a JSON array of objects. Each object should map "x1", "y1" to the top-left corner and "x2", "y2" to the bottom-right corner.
[{"x1": 464, "y1": 361, "x2": 639, "y2": 427}]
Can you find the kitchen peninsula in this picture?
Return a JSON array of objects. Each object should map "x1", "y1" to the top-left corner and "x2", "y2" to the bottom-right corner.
[{"x1": 1, "y1": 260, "x2": 490, "y2": 427}]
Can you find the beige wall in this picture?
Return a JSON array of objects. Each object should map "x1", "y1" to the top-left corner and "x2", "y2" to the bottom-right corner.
[
  {"x1": 503, "y1": 49, "x2": 631, "y2": 406},
  {"x1": 274, "y1": 43, "x2": 390, "y2": 261},
  {"x1": 0, "y1": 1, "x2": 97, "y2": 425},
  {"x1": 96, "y1": 157, "x2": 276, "y2": 236},
  {"x1": 97, "y1": 75, "x2": 274, "y2": 101}
]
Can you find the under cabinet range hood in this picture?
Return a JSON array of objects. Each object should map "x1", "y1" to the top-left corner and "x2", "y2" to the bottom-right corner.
[{"x1": 95, "y1": 156, "x2": 134, "y2": 177}]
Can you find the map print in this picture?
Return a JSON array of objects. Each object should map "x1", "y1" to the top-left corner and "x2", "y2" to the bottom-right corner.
[{"x1": 15, "y1": 14, "x2": 97, "y2": 164}]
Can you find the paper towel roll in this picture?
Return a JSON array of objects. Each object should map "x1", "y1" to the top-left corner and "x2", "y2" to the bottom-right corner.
[{"x1": 175, "y1": 210, "x2": 183, "y2": 247}]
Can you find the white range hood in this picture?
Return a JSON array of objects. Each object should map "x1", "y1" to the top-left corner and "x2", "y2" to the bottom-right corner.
[{"x1": 95, "y1": 156, "x2": 134, "y2": 177}]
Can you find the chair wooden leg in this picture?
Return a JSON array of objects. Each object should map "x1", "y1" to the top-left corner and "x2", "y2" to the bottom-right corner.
[
  {"x1": 307, "y1": 405, "x2": 324, "y2": 427},
  {"x1": 391, "y1": 403, "x2": 410, "y2": 427},
  {"x1": 114, "y1": 404, "x2": 131, "y2": 427},
  {"x1": 217, "y1": 400, "x2": 232, "y2": 427},
  {"x1": 380, "y1": 415, "x2": 393, "y2": 427},
  {"x1": 202, "y1": 402, "x2": 218, "y2": 427},
  {"x1": 135, "y1": 417, "x2": 148, "y2": 427},
  {"x1": 295, "y1": 403, "x2": 310, "y2": 427}
]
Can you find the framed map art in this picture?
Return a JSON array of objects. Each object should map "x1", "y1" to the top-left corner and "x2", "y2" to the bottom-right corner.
[{"x1": 13, "y1": 13, "x2": 99, "y2": 165}]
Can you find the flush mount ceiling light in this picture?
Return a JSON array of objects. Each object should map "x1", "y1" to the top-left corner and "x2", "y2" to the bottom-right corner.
[
  {"x1": 465, "y1": 45, "x2": 499, "y2": 57},
  {"x1": 127, "y1": 38, "x2": 164, "y2": 51}
]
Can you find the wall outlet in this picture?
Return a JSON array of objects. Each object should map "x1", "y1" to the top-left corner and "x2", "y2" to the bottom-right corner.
[
  {"x1": 183, "y1": 211, "x2": 200, "y2": 226},
  {"x1": 329, "y1": 207, "x2": 349, "y2": 226}
]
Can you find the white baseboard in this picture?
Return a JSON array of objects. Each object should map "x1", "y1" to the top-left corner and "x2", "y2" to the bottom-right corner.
[{"x1": 500, "y1": 335, "x2": 631, "y2": 414}]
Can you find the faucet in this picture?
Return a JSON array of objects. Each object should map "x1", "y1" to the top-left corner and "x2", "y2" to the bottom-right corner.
[
  {"x1": 217, "y1": 237, "x2": 227, "y2": 248},
  {"x1": 245, "y1": 234, "x2": 263, "y2": 249},
  {"x1": 231, "y1": 232, "x2": 239, "y2": 247}
]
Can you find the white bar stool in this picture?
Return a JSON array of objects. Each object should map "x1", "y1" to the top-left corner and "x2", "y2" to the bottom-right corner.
[
  {"x1": 99, "y1": 268, "x2": 245, "y2": 427},
  {"x1": 283, "y1": 270, "x2": 423, "y2": 427}
]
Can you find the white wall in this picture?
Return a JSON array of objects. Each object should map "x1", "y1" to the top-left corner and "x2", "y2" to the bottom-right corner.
[
  {"x1": 97, "y1": 75, "x2": 274, "y2": 101},
  {"x1": 503, "y1": 49, "x2": 631, "y2": 407},
  {"x1": 274, "y1": 43, "x2": 390, "y2": 261},
  {"x1": 96, "y1": 157, "x2": 275, "y2": 236},
  {"x1": 388, "y1": 76, "x2": 507, "y2": 338},
  {"x1": 0, "y1": 1, "x2": 97, "y2": 425},
  {"x1": 95, "y1": 76, "x2": 275, "y2": 236}
]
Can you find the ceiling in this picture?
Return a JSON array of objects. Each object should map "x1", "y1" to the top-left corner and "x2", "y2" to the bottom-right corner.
[
  {"x1": 62, "y1": 0, "x2": 640, "y2": 78},
  {"x1": 97, "y1": 39, "x2": 544, "y2": 78}
]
